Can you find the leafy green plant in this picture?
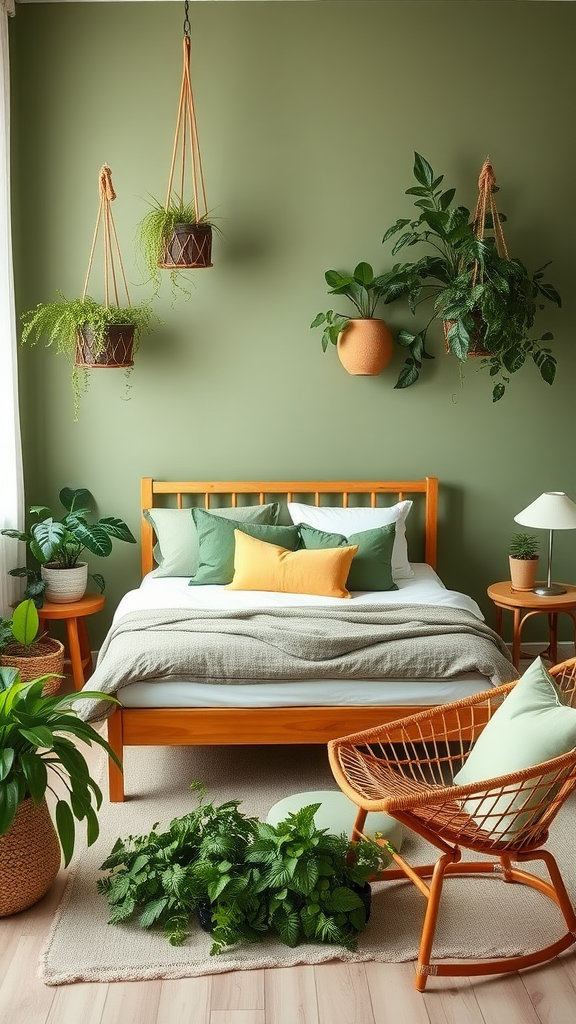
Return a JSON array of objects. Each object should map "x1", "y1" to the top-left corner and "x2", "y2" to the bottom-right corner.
[
  {"x1": 21, "y1": 293, "x2": 156, "y2": 418},
  {"x1": 136, "y1": 194, "x2": 214, "y2": 296},
  {"x1": 98, "y1": 786, "x2": 389, "y2": 953},
  {"x1": 0, "y1": 486, "x2": 136, "y2": 605},
  {"x1": 509, "y1": 532, "x2": 539, "y2": 560},
  {"x1": 381, "y1": 153, "x2": 561, "y2": 400},
  {"x1": 0, "y1": 598, "x2": 46, "y2": 654},
  {"x1": 311, "y1": 261, "x2": 394, "y2": 351},
  {"x1": 0, "y1": 665, "x2": 121, "y2": 865}
]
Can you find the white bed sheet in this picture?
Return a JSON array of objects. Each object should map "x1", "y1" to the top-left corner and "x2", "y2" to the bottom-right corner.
[{"x1": 113, "y1": 565, "x2": 495, "y2": 709}]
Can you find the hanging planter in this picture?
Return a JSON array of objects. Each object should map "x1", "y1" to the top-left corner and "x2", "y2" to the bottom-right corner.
[
  {"x1": 20, "y1": 166, "x2": 155, "y2": 419},
  {"x1": 137, "y1": 1, "x2": 213, "y2": 292}
]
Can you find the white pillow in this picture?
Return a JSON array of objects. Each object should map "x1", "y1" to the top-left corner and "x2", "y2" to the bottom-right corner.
[
  {"x1": 287, "y1": 500, "x2": 413, "y2": 579},
  {"x1": 454, "y1": 658, "x2": 576, "y2": 838}
]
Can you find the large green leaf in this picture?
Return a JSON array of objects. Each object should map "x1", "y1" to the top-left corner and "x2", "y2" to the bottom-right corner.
[
  {"x1": 97, "y1": 518, "x2": 136, "y2": 544},
  {"x1": 413, "y1": 152, "x2": 435, "y2": 188},
  {"x1": 19, "y1": 752, "x2": 47, "y2": 802},
  {"x1": 55, "y1": 799, "x2": 75, "y2": 867},
  {"x1": 0, "y1": 778, "x2": 21, "y2": 835},
  {"x1": 352, "y1": 262, "x2": 374, "y2": 287},
  {"x1": 394, "y1": 360, "x2": 421, "y2": 389},
  {"x1": 68, "y1": 522, "x2": 112, "y2": 557},
  {"x1": 19, "y1": 725, "x2": 54, "y2": 747},
  {"x1": 11, "y1": 599, "x2": 39, "y2": 647},
  {"x1": 59, "y1": 487, "x2": 91, "y2": 513},
  {"x1": 29, "y1": 519, "x2": 66, "y2": 562},
  {"x1": 0, "y1": 748, "x2": 15, "y2": 782}
]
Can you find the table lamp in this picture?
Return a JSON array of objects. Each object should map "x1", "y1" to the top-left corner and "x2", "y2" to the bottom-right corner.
[{"x1": 514, "y1": 491, "x2": 576, "y2": 596}]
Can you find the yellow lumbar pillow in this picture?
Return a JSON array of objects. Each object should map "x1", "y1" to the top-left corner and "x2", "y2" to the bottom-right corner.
[{"x1": 226, "y1": 530, "x2": 358, "y2": 598}]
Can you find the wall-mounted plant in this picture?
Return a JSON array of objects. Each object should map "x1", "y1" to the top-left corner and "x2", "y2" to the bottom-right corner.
[
  {"x1": 20, "y1": 166, "x2": 156, "y2": 419},
  {"x1": 381, "y1": 153, "x2": 561, "y2": 400},
  {"x1": 311, "y1": 262, "x2": 395, "y2": 376}
]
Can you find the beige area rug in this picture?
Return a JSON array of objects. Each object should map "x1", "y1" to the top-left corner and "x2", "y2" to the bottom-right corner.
[{"x1": 40, "y1": 744, "x2": 576, "y2": 985}]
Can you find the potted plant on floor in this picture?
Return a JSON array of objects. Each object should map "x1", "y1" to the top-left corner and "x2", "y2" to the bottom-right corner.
[
  {"x1": 97, "y1": 785, "x2": 388, "y2": 952},
  {"x1": 0, "y1": 598, "x2": 64, "y2": 695},
  {"x1": 509, "y1": 532, "x2": 539, "y2": 592},
  {"x1": 0, "y1": 665, "x2": 121, "y2": 916},
  {"x1": 0, "y1": 486, "x2": 136, "y2": 606},
  {"x1": 310, "y1": 262, "x2": 395, "y2": 375},
  {"x1": 381, "y1": 153, "x2": 561, "y2": 400}
]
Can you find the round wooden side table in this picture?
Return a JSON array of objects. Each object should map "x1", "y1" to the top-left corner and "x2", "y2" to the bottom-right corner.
[
  {"x1": 38, "y1": 593, "x2": 105, "y2": 691},
  {"x1": 487, "y1": 581, "x2": 576, "y2": 671}
]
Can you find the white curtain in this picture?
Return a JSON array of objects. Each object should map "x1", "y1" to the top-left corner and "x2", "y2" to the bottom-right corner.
[{"x1": 0, "y1": 0, "x2": 25, "y2": 618}]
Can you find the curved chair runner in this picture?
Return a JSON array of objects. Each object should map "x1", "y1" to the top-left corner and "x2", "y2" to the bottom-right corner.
[{"x1": 328, "y1": 657, "x2": 576, "y2": 991}]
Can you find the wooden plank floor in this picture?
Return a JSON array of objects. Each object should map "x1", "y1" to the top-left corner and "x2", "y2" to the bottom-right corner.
[{"x1": 2, "y1": 659, "x2": 576, "y2": 1024}]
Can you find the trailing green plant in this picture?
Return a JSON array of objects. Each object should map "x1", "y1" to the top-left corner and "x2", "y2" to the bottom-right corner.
[
  {"x1": 509, "y1": 532, "x2": 539, "y2": 560},
  {"x1": 0, "y1": 486, "x2": 136, "y2": 606},
  {"x1": 98, "y1": 785, "x2": 389, "y2": 953},
  {"x1": 136, "y1": 194, "x2": 215, "y2": 297},
  {"x1": 311, "y1": 261, "x2": 395, "y2": 351},
  {"x1": 0, "y1": 665, "x2": 121, "y2": 865},
  {"x1": 381, "y1": 153, "x2": 561, "y2": 400},
  {"x1": 21, "y1": 293, "x2": 156, "y2": 418},
  {"x1": 0, "y1": 598, "x2": 47, "y2": 654}
]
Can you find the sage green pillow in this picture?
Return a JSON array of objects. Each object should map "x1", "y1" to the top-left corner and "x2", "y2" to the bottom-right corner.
[
  {"x1": 189, "y1": 509, "x2": 299, "y2": 586},
  {"x1": 144, "y1": 502, "x2": 279, "y2": 577},
  {"x1": 298, "y1": 523, "x2": 398, "y2": 592}
]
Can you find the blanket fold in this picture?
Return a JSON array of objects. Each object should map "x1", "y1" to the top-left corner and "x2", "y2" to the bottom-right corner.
[{"x1": 80, "y1": 604, "x2": 518, "y2": 721}]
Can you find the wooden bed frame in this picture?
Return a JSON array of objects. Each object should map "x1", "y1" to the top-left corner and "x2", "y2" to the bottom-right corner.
[{"x1": 106, "y1": 477, "x2": 439, "y2": 800}]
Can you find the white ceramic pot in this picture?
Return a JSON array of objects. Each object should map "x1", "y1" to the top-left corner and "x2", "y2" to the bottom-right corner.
[{"x1": 41, "y1": 562, "x2": 88, "y2": 603}]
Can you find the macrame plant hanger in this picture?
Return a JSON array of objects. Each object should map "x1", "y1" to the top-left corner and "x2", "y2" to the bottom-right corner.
[
  {"x1": 468, "y1": 158, "x2": 509, "y2": 356},
  {"x1": 77, "y1": 164, "x2": 135, "y2": 369},
  {"x1": 160, "y1": 0, "x2": 212, "y2": 270}
]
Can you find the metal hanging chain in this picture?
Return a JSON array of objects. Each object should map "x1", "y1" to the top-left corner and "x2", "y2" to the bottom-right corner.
[
  {"x1": 82, "y1": 166, "x2": 131, "y2": 309},
  {"x1": 183, "y1": 0, "x2": 190, "y2": 40}
]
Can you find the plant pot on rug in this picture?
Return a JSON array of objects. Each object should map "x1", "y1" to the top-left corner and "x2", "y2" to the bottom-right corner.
[
  {"x1": 0, "y1": 665, "x2": 121, "y2": 915},
  {"x1": 0, "y1": 486, "x2": 136, "y2": 607},
  {"x1": 0, "y1": 599, "x2": 64, "y2": 696},
  {"x1": 311, "y1": 262, "x2": 395, "y2": 376}
]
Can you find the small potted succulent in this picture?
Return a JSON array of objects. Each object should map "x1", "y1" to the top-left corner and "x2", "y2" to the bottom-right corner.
[
  {"x1": 0, "y1": 665, "x2": 121, "y2": 916},
  {"x1": 0, "y1": 486, "x2": 136, "y2": 606},
  {"x1": 311, "y1": 261, "x2": 395, "y2": 376},
  {"x1": 509, "y1": 532, "x2": 539, "y2": 592}
]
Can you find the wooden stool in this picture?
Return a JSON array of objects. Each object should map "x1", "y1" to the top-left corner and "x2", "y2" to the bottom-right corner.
[{"x1": 38, "y1": 593, "x2": 105, "y2": 691}]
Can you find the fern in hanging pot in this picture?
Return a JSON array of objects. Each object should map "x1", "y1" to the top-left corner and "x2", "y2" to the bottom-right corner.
[
  {"x1": 136, "y1": 194, "x2": 213, "y2": 296},
  {"x1": 20, "y1": 166, "x2": 156, "y2": 419}
]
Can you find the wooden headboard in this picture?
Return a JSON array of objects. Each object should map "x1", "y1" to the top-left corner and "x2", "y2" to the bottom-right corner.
[{"x1": 140, "y1": 477, "x2": 439, "y2": 578}]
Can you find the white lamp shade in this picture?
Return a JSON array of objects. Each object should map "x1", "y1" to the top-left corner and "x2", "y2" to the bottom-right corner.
[{"x1": 514, "y1": 492, "x2": 576, "y2": 531}]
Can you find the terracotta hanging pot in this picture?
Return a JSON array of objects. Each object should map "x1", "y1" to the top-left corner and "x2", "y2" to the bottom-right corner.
[
  {"x1": 0, "y1": 798, "x2": 61, "y2": 916},
  {"x1": 160, "y1": 222, "x2": 213, "y2": 269},
  {"x1": 75, "y1": 326, "x2": 135, "y2": 368},
  {"x1": 337, "y1": 318, "x2": 394, "y2": 376},
  {"x1": 509, "y1": 556, "x2": 539, "y2": 592}
]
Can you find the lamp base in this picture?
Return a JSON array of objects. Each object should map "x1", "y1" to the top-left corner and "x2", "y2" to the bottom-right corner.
[{"x1": 533, "y1": 583, "x2": 567, "y2": 596}]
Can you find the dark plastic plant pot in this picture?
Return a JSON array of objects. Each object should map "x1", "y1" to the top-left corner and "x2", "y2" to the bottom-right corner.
[
  {"x1": 160, "y1": 222, "x2": 213, "y2": 269},
  {"x1": 75, "y1": 325, "x2": 135, "y2": 368},
  {"x1": 197, "y1": 899, "x2": 213, "y2": 932}
]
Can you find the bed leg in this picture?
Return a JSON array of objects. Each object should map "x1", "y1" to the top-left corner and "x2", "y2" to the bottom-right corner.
[{"x1": 106, "y1": 709, "x2": 125, "y2": 802}]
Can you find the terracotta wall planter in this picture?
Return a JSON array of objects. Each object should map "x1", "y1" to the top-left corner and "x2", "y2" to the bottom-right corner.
[
  {"x1": 337, "y1": 319, "x2": 394, "y2": 376},
  {"x1": 0, "y1": 798, "x2": 61, "y2": 916},
  {"x1": 76, "y1": 326, "x2": 135, "y2": 368},
  {"x1": 160, "y1": 223, "x2": 213, "y2": 269},
  {"x1": 509, "y1": 556, "x2": 539, "y2": 592}
]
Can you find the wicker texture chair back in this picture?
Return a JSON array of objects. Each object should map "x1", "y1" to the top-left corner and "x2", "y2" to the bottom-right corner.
[{"x1": 328, "y1": 657, "x2": 576, "y2": 990}]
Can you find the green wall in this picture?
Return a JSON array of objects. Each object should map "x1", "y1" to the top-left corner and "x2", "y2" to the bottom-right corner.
[{"x1": 8, "y1": 1, "x2": 576, "y2": 645}]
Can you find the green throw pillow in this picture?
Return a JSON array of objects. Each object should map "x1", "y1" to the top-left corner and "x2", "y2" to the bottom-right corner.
[
  {"x1": 189, "y1": 509, "x2": 299, "y2": 585},
  {"x1": 144, "y1": 503, "x2": 279, "y2": 577},
  {"x1": 454, "y1": 658, "x2": 576, "y2": 838},
  {"x1": 298, "y1": 523, "x2": 398, "y2": 592}
]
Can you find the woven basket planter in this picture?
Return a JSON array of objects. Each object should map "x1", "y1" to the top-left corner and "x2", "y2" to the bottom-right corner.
[
  {"x1": 337, "y1": 319, "x2": 394, "y2": 376},
  {"x1": 41, "y1": 561, "x2": 88, "y2": 603},
  {"x1": 0, "y1": 637, "x2": 65, "y2": 696},
  {"x1": 160, "y1": 222, "x2": 213, "y2": 269},
  {"x1": 0, "y1": 797, "x2": 61, "y2": 916},
  {"x1": 75, "y1": 325, "x2": 135, "y2": 368}
]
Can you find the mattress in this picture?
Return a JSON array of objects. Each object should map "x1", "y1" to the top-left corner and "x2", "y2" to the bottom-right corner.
[{"x1": 111, "y1": 564, "x2": 497, "y2": 709}]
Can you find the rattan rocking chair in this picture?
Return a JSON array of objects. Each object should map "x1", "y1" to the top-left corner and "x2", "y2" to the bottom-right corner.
[{"x1": 328, "y1": 657, "x2": 576, "y2": 991}]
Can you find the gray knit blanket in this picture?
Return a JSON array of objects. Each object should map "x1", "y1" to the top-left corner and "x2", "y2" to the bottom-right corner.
[{"x1": 79, "y1": 604, "x2": 518, "y2": 721}]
